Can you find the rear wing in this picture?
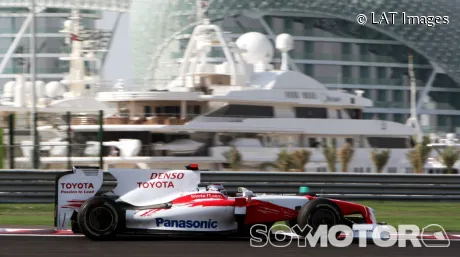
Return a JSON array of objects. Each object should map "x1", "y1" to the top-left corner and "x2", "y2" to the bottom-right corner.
[{"x1": 54, "y1": 166, "x2": 104, "y2": 231}]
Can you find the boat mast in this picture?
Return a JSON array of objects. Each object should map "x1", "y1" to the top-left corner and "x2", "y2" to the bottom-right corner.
[
  {"x1": 59, "y1": 9, "x2": 102, "y2": 97},
  {"x1": 180, "y1": 0, "x2": 238, "y2": 86},
  {"x1": 196, "y1": 0, "x2": 210, "y2": 24},
  {"x1": 406, "y1": 52, "x2": 422, "y2": 142}
]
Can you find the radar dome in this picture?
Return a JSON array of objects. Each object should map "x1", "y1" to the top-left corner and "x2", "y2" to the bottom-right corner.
[
  {"x1": 235, "y1": 32, "x2": 274, "y2": 65},
  {"x1": 46, "y1": 81, "x2": 65, "y2": 98},
  {"x1": 3, "y1": 81, "x2": 15, "y2": 97},
  {"x1": 63, "y1": 20, "x2": 72, "y2": 31},
  {"x1": 276, "y1": 33, "x2": 294, "y2": 52},
  {"x1": 446, "y1": 133, "x2": 456, "y2": 141}
]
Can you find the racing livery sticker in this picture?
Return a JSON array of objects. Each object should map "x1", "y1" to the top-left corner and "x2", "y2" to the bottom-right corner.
[
  {"x1": 136, "y1": 172, "x2": 185, "y2": 189},
  {"x1": 60, "y1": 182, "x2": 95, "y2": 194},
  {"x1": 155, "y1": 218, "x2": 218, "y2": 229}
]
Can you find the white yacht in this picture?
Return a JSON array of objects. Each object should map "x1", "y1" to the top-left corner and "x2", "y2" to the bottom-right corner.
[
  {"x1": 420, "y1": 133, "x2": 460, "y2": 174},
  {"x1": 1, "y1": 9, "x2": 419, "y2": 172}
]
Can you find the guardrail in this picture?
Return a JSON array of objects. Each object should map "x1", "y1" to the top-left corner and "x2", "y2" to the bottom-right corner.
[{"x1": 1, "y1": 170, "x2": 460, "y2": 203}]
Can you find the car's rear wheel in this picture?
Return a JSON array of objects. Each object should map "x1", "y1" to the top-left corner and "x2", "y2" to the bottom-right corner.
[
  {"x1": 296, "y1": 198, "x2": 344, "y2": 239},
  {"x1": 77, "y1": 196, "x2": 120, "y2": 241},
  {"x1": 70, "y1": 211, "x2": 80, "y2": 234}
]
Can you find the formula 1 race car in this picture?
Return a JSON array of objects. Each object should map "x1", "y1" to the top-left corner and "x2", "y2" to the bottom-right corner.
[{"x1": 55, "y1": 165, "x2": 383, "y2": 241}]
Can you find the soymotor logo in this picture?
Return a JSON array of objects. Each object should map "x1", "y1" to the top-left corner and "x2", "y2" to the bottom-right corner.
[{"x1": 250, "y1": 223, "x2": 450, "y2": 248}]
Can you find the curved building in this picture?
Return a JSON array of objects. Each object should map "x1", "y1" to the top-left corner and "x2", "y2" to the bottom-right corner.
[
  {"x1": 0, "y1": 0, "x2": 131, "y2": 87},
  {"x1": 131, "y1": 0, "x2": 460, "y2": 133}
]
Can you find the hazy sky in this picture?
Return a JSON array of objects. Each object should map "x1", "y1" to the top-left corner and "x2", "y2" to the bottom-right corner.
[{"x1": 95, "y1": 11, "x2": 133, "y2": 82}]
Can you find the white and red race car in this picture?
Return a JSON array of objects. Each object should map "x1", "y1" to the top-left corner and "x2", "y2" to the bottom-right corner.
[{"x1": 55, "y1": 165, "x2": 384, "y2": 240}]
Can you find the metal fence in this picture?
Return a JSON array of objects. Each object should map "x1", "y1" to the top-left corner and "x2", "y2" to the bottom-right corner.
[{"x1": 1, "y1": 170, "x2": 460, "y2": 203}]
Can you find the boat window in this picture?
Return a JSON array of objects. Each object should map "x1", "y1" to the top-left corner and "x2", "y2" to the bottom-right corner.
[
  {"x1": 155, "y1": 106, "x2": 162, "y2": 115},
  {"x1": 337, "y1": 110, "x2": 342, "y2": 119},
  {"x1": 165, "y1": 106, "x2": 180, "y2": 114},
  {"x1": 294, "y1": 107, "x2": 328, "y2": 118},
  {"x1": 345, "y1": 138, "x2": 353, "y2": 146},
  {"x1": 409, "y1": 136, "x2": 416, "y2": 147},
  {"x1": 206, "y1": 104, "x2": 274, "y2": 118},
  {"x1": 187, "y1": 105, "x2": 202, "y2": 115},
  {"x1": 345, "y1": 108, "x2": 362, "y2": 119},
  {"x1": 308, "y1": 138, "x2": 319, "y2": 147},
  {"x1": 285, "y1": 91, "x2": 299, "y2": 98},
  {"x1": 144, "y1": 106, "x2": 152, "y2": 117},
  {"x1": 367, "y1": 137, "x2": 408, "y2": 148},
  {"x1": 155, "y1": 106, "x2": 181, "y2": 117},
  {"x1": 194, "y1": 105, "x2": 201, "y2": 114}
]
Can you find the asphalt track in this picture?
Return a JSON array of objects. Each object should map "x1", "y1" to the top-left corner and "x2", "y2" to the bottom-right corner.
[{"x1": 1, "y1": 235, "x2": 459, "y2": 257}]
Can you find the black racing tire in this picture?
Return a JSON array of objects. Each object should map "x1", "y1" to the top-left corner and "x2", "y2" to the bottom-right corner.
[
  {"x1": 296, "y1": 198, "x2": 344, "y2": 238},
  {"x1": 77, "y1": 196, "x2": 120, "y2": 241}
]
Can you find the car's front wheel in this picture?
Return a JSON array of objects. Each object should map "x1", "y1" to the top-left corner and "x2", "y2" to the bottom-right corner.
[
  {"x1": 296, "y1": 198, "x2": 344, "y2": 238},
  {"x1": 77, "y1": 196, "x2": 120, "y2": 241}
]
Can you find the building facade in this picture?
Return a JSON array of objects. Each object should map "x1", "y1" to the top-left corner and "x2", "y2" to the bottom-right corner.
[
  {"x1": 0, "y1": 8, "x2": 100, "y2": 86},
  {"x1": 130, "y1": 0, "x2": 460, "y2": 134},
  {"x1": 0, "y1": 0, "x2": 131, "y2": 93}
]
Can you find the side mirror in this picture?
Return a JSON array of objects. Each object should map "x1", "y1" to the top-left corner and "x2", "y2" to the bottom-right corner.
[
  {"x1": 237, "y1": 187, "x2": 248, "y2": 193},
  {"x1": 242, "y1": 190, "x2": 253, "y2": 197}
]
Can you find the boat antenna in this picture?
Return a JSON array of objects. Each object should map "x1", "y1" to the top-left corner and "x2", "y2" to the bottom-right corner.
[
  {"x1": 197, "y1": 0, "x2": 211, "y2": 24},
  {"x1": 405, "y1": 52, "x2": 423, "y2": 142}
]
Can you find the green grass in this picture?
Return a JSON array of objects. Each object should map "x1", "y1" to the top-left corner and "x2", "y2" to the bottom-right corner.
[
  {"x1": 355, "y1": 201, "x2": 460, "y2": 232},
  {"x1": 1, "y1": 201, "x2": 460, "y2": 231},
  {"x1": 0, "y1": 204, "x2": 55, "y2": 226}
]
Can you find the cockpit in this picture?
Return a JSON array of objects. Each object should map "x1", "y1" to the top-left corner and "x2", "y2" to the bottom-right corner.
[{"x1": 185, "y1": 164, "x2": 228, "y2": 197}]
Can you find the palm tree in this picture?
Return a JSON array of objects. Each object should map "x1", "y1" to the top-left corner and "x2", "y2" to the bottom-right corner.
[
  {"x1": 223, "y1": 146, "x2": 242, "y2": 171},
  {"x1": 406, "y1": 136, "x2": 431, "y2": 173},
  {"x1": 259, "y1": 149, "x2": 293, "y2": 171},
  {"x1": 370, "y1": 149, "x2": 391, "y2": 173},
  {"x1": 338, "y1": 142, "x2": 354, "y2": 172},
  {"x1": 323, "y1": 138, "x2": 337, "y2": 172},
  {"x1": 290, "y1": 149, "x2": 311, "y2": 172},
  {"x1": 275, "y1": 149, "x2": 293, "y2": 171},
  {"x1": 439, "y1": 146, "x2": 460, "y2": 174},
  {"x1": 406, "y1": 149, "x2": 423, "y2": 174},
  {"x1": 260, "y1": 149, "x2": 312, "y2": 172}
]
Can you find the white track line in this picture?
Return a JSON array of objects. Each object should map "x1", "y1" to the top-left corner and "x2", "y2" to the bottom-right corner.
[
  {"x1": 0, "y1": 234, "x2": 83, "y2": 237},
  {"x1": 1, "y1": 229, "x2": 460, "y2": 241}
]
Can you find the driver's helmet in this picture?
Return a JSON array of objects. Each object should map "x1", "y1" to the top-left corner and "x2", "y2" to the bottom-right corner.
[{"x1": 207, "y1": 184, "x2": 227, "y2": 196}]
